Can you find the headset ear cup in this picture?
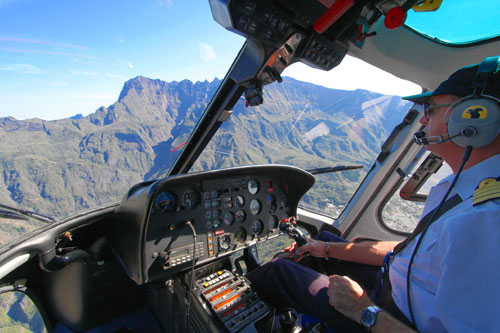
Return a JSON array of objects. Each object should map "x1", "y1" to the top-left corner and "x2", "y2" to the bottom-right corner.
[{"x1": 448, "y1": 96, "x2": 500, "y2": 148}]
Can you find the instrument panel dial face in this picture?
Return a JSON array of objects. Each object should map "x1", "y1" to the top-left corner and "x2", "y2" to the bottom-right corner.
[
  {"x1": 155, "y1": 192, "x2": 177, "y2": 211},
  {"x1": 235, "y1": 209, "x2": 246, "y2": 223},
  {"x1": 218, "y1": 234, "x2": 231, "y2": 252},
  {"x1": 248, "y1": 179, "x2": 260, "y2": 195},
  {"x1": 251, "y1": 220, "x2": 264, "y2": 235},
  {"x1": 181, "y1": 188, "x2": 201, "y2": 209},
  {"x1": 249, "y1": 199, "x2": 261, "y2": 215},
  {"x1": 235, "y1": 195, "x2": 245, "y2": 208},
  {"x1": 234, "y1": 227, "x2": 247, "y2": 244},
  {"x1": 267, "y1": 194, "x2": 277, "y2": 210},
  {"x1": 206, "y1": 220, "x2": 213, "y2": 229},
  {"x1": 223, "y1": 212, "x2": 235, "y2": 225}
]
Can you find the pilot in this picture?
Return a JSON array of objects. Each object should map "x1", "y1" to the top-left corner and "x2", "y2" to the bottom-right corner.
[{"x1": 246, "y1": 58, "x2": 500, "y2": 332}]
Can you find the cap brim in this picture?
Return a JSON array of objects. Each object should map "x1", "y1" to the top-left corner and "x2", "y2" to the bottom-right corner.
[{"x1": 402, "y1": 91, "x2": 433, "y2": 104}]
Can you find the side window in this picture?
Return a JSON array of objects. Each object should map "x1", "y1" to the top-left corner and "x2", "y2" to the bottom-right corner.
[
  {"x1": 382, "y1": 153, "x2": 453, "y2": 233},
  {"x1": 382, "y1": 187, "x2": 425, "y2": 233},
  {"x1": 0, "y1": 290, "x2": 47, "y2": 332},
  {"x1": 256, "y1": 227, "x2": 311, "y2": 264}
]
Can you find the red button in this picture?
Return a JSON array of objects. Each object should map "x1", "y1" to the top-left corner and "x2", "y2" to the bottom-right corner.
[{"x1": 384, "y1": 7, "x2": 407, "y2": 29}]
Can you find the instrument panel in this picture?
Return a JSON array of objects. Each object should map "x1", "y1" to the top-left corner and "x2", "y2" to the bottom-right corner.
[{"x1": 110, "y1": 165, "x2": 314, "y2": 284}]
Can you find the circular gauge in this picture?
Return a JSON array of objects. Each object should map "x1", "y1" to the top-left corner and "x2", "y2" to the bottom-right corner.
[
  {"x1": 235, "y1": 195, "x2": 245, "y2": 208},
  {"x1": 206, "y1": 220, "x2": 213, "y2": 229},
  {"x1": 213, "y1": 219, "x2": 222, "y2": 228},
  {"x1": 268, "y1": 215, "x2": 278, "y2": 230},
  {"x1": 251, "y1": 220, "x2": 264, "y2": 235},
  {"x1": 267, "y1": 194, "x2": 277, "y2": 210},
  {"x1": 235, "y1": 209, "x2": 246, "y2": 223},
  {"x1": 234, "y1": 227, "x2": 247, "y2": 244},
  {"x1": 212, "y1": 209, "x2": 221, "y2": 218},
  {"x1": 218, "y1": 234, "x2": 231, "y2": 252},
  {"x1": 181, "y1": 188, "x2": 201, "y2": 209},
  {"x1": 249, "y1": 199, "x2": 261, "y2": 215},
  {"x1": 155, "y1": 192, "x2": 177, "y2": 211},
  {"x1": 223, "y1": 212, "x2": 235, "y2": 225},
  {"x1": 248, "y1": 179, "x2": 260, "y2": 195}
]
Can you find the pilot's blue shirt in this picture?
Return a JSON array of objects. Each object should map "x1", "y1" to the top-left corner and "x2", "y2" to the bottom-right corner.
[{"x1": 390, "y1": 153, "x2": 500, "y2": 332}]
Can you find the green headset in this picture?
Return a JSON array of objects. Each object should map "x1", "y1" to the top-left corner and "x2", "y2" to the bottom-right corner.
[{"x1": 447, "y1": 56, "x2": 500, "y2": 148}]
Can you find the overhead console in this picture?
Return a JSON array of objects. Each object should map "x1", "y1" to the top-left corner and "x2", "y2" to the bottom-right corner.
[
  {"x1": 210, "y1": 0, "x2": 417, "y2": 78},
  {"x1": 110, "y1": 165, "x2": 314, "y2": 285}
]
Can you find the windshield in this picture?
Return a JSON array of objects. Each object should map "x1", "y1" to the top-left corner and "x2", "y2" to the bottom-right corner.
[
  {"x1": 0, "y1": 1, "x2": 243, "y2": 245},
  {"x1": 0, "y1": 1, "x2": 424, "y2": 246},
  {"x1": 191, "y1": 72, "x2": 415, "y2": 217}
]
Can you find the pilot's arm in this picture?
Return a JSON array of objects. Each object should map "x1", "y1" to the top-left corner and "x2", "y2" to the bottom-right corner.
[
  {"x1": 328, "y1": 275, "x2": 416, "y2": 332},
  {"x1": 292, "y1": 238, "x2": 399, "y2": 266}
]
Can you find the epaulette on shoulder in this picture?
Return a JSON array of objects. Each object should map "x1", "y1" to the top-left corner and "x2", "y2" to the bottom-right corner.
[{"x1": 473, "y1": 176, "x2": 500, "y2": 207}]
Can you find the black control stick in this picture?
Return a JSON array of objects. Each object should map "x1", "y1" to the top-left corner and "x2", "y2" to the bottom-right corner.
[{"x1": 279, "y1": 218, "x2": 307, "y2": 246}]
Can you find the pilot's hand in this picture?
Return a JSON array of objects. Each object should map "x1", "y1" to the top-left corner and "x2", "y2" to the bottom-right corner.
[
  {"x1": 327, "y1": 275, "x2": 373, "y2": 322},
  {"x1": 289, "y1": 238, "x2": 326, "y2": 262},
  {"x1": 283, "y1": 242, "x2": 297, "y2": 254}
]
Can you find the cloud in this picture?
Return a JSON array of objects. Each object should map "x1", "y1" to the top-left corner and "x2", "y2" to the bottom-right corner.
[
  {"x1": 69, "y1": 69, "x2": 98, "y2": 76},
  {"x1": 0, "y1": 63, "x2": 44, "y2": 74},
  {"x1": 0, "y1": 0, "x2": 26, "y2": 8},
  {"x1": 68, "y1": 93, "x2": 116, "y2": 100},
  {"x1": 0, "y1": 46, "x2": 92, "y2": 60},
  {"x1": 105, "y1": 73, "x2": 127, "y2": 80},
  {"x1": 158, "y1": 0, "x2": 173, "y2": 8},
  {"x1": 48, "y1": 81, "x2": 69, "y2": 88},
  {"x1": 199, "y1": 42, "x2": 216, "y2": 63},
  {"x1": 115, "y1": 37, "x2": 126, "y2": 44},
  {"x1": 128, "y1": 62, "x2": 134, "y2": 69},
  {"x1": 0, "y1": 36, "x2": 87, "y2": 50}
]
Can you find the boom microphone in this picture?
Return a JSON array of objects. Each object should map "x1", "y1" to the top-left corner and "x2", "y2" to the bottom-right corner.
[{"x1": 413, "y1": 131, "x2": 463, "y2": 145}]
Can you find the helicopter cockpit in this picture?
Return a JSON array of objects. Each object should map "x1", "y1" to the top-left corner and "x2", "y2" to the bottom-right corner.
[{"x1": 0, "y1": 0, "x2": 499, "y2": 332}]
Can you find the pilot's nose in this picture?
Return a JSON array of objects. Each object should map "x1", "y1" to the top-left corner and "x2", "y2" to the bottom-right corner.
[{"x1": 419, "y1": 113, "x2": 429, "y2": 125}]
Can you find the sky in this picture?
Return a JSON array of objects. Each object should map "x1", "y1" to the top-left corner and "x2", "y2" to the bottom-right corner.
[{"x1": 0, "y1": 0, "x2": 423, "y2": 121}]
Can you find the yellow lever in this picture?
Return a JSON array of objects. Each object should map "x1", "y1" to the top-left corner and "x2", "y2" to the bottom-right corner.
[{"x1": 413, "y1": 0, "x2": 443, "y2": 12}]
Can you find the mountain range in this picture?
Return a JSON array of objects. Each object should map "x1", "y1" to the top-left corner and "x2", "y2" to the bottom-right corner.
[{"x1": 0, "y1": 76, "x2": 411, "y2": 244}]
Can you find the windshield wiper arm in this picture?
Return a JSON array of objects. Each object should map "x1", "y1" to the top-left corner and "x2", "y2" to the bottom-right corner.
[
  {"x1": 0, "y1": 209, "x2": 29, "y2": 221},
  {"x1": 0, "y1": 203, "x2": 56, "y2": 223},
  {"x1": 306, "y1": 165, "x2": 363, "y2": 175}
]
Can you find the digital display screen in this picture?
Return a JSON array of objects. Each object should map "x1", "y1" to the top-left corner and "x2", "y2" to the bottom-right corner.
[{"x1": 171, "y1": 248, "x2": 190, "y2": 260}]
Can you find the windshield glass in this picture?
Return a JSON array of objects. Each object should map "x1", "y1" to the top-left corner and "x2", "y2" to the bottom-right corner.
[
  {"x1": 0, "y1": 1, "x2": 425, "y2": 245},
  {"x1": 0, "y1": 0, "x2": 243, "y2": 245},
  {"x1": 192, "y1": 59, "x2": 419, "y2": 217}
]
